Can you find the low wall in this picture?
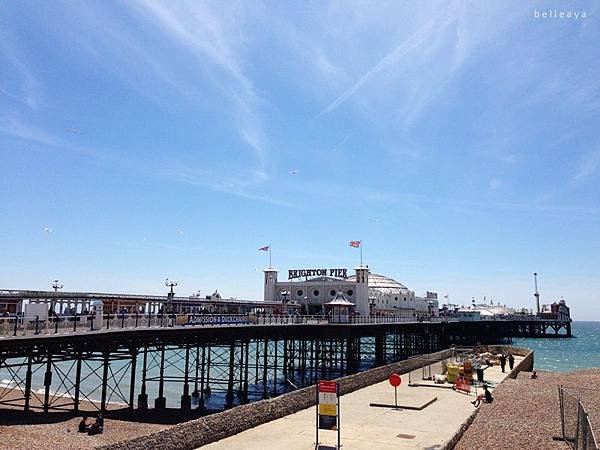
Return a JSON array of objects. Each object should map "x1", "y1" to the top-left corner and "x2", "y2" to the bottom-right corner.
[
  {"x1": 101, "y1": 348, "x2": 454, "y2": 450},
  {"x1": 476, "y1": 344, "x2": 534, "y2": 379}
]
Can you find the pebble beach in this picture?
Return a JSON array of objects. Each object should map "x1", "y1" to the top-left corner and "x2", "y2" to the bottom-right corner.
[{"x1": 455, "y1": 369, "x2": 600, "y2": 450}]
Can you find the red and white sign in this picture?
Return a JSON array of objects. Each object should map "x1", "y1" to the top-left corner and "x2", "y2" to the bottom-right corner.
[{"x1": 318, "y1": 380, "x2": 337, "y2": 393}]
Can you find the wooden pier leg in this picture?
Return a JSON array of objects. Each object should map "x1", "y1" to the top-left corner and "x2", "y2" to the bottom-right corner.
[
  {"x1": 100, "y1": 352, "x2": 109, "y2": 413},
  {"x1": 225, "y1": 342, "x2": 236, "y2": 407},
  {"x1": 375, "y1": 334, "x2": 385, "y2": 366},
  {"x1": 24, "y1": 355, "x2": 33, "y2": 413},
  {"x1": 43, "y1": 351, "x2": 53, "y2": 413},
  {"x1": 138, "y1": 345, "x2": 148, "y2": 410},
  {"x1": 237, "y1": 342, "x2": 244, "y2": 399},
  {"x1": 262, "y1": 339, "x2": 268, "y2": 399},
  {"x1": 73, "y1": 352, "x2": 82, "y2": 413},
  {"x1": 340, "y1": 338, "x2": 345, "y2": 376},
  {"x1": 181, "y1": 344, "x2": 191, "y2": 411},
  {"x1": 242, "y1": 341, "x2": 249, "y2": 403},
  {"x1": 129, "y1": 348, "x2": 137, "y2": 416},
  {"x1": 205, "y1": 345, "x2": 212, "y2": 402},
  {"x1": 273, "y1": 339, "x2": 278, "y2": 395},
  {"x1": 192, "y1": 345, "x2": 200, "y2": 400},
  {"x1": 198, "y1": 345, "x2": 206, "y2": 409},
  {"x1": 282, "y1": 339, "x2": 288, "y2": 380},
  {"x1": 154, "y1": 345, "x2": 166, "y2": 409}
]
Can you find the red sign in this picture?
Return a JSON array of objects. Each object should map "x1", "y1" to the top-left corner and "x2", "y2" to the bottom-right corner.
[
  {"x1": 388, "y1": 374, "x2": 402, "y2": 387},
  {"x1": 318, "y1": 380, "x2": 337, "y2": 393}
]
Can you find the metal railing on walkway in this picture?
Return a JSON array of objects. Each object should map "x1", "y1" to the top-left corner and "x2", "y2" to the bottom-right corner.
[
  {"x1": 559, "y1": 385, "x2": 599, "y2": 450},
  {"x1": 0, "y1": 313, "x2": 456, "y2": 338}
]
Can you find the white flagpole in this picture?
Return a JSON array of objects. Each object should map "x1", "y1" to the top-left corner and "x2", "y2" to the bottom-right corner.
[
  {"x1": 360, "y1": 240, "x2": 363, "y2": 267},
  {"x1": 269, "y1": 244, "x2": 272, "y2": 268}
]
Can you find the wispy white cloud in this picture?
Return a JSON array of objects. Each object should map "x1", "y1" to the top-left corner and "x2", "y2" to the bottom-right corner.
[
  {"x1": 36, "y1": 2, "x2": 270, "y2": 176},
  {"x1": 0, "y1": 116, "x2": 118, "y2": 164},
  {"x1": 129, "y1": 1, "x2": 269, "y2": 167},
  {"x1": 575, "y1": 150, "x2": 600, "y2": 181},
  {"x1": 0, "y1": 117, "x2": 60, "y2": 147},
  {"x1": 317, "y1": 2, "x2": 463, "y2": 122},
  {"x1": 0, "y1": 31, "x2": 42, "y2": 110},
  {"x1": 161, "y1": 161, "x2": 293, "y2": 208}
]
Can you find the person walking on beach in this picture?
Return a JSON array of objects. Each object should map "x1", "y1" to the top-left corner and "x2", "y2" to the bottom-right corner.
[
  {"x1": 499, "y1": 354, "x2": 507, "y2": 373},
  {"x1": 508, "y1": 353, "x2": 515, "y2": 370}
]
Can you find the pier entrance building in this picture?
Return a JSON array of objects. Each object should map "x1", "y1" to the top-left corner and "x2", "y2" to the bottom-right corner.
[{"x1": 263, "y1": 266, "x2": 437, "y2": 317}]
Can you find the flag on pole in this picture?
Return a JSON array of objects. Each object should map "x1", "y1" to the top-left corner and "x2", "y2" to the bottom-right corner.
[
  {"x1": 259, "y1": 244, "x2": 272, "y2": 267},
  {"x1": 350, "y1": 240, "x2": 363, "y2": 266}
]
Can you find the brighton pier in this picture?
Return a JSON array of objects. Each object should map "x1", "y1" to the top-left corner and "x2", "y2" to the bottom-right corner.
[{"x1": 0, "y1": 287, "x2": 571, "y2": 419}]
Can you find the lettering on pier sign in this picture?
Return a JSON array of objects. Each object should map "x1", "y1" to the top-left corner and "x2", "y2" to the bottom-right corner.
[{"x1": 288, "y1": 268, "x2": 347, "y2": 280}]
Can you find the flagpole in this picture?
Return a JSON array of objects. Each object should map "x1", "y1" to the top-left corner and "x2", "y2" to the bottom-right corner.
[
  {"x1": 269, "y1": 244, "x2": 272, "y2": 268},
  {"x1": 360, "y1": 240, "x2": 363, "y2": 267}
]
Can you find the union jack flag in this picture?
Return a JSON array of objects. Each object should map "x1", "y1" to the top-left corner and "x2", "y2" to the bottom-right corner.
[
  {"x1": 258, "y1": 245, "x2": 270, "y2": 252},
  {"x1": 349, "y1": 241, "x2": 361, "y2": 248}
]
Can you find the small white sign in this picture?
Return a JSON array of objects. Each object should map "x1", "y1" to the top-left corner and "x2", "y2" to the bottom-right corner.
[{"x1": 319, "y1": 392, "x2": 337, "y2": 405}]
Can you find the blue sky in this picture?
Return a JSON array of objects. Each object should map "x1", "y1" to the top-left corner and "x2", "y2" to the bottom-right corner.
[{"x1": 1, "y1": 1, "x2": 599, "y2": 320}]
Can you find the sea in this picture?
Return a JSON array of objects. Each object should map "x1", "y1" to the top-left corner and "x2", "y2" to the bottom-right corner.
[{"x1": 512, "y1": 321, "x2": 600, "y2": 372}]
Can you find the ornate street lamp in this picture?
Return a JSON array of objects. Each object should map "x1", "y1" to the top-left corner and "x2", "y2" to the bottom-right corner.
[
  {"x1": 165, "y1": 279, "x2": 178, "y2": 314},
  {"x1": 50, "y1": 279, "x2": 63, "y2": 314},
  {"x1": 52, "y1": 280, "x2": 63, "y2": 292}
]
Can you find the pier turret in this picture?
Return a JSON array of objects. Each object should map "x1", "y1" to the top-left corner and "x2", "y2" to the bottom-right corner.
[
  {"x1": 264, "y1": 267, "x2": 278, "y2": 302},
  {"x1": 354, "y1": 266, "x2": 370, "y2": 316}
]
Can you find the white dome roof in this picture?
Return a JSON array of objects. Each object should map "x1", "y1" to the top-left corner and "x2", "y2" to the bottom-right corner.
[{"x1": 368, "y1": 273, "x2": 410, "y2": 295}]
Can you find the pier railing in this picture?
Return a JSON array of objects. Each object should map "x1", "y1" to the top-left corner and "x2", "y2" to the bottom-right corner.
[
  {"x1": 0, "y1": 313, "x2": 458, "y2": 338},
  {"x1": 559, "y1": 386, "x2": 599, "y2": 450}
]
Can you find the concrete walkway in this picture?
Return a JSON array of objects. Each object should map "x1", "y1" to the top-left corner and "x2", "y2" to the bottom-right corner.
[{"x1": 202, "y1": 357, "x2": 521, "y2": 449}]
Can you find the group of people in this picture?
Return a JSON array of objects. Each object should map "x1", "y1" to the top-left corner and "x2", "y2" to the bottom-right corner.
[
  {"x1": 498, "y1": 353, "x2": 515, "y2": 373},
  {"x1": 78, "y1": 414, "x2": 104, "y2": 435}
]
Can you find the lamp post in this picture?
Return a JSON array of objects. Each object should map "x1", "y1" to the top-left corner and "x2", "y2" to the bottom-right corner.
[
  {"x1": 51, "y1": 279, "x2": 63, "y2": 315},
  {"x1": 533, "y1": 272, "x2": 540, "y2": 316},
  {"x1": 165, "y1": 279, "x2": 178, "y2": 314},
  {"x1": 52, "y1": 279, "x2": 63, "y2": 292}
]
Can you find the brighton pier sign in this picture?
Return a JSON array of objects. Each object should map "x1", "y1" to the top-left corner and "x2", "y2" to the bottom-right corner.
[{"x1": 288, "y1": 268, "x2": 348, "y2": 280}]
